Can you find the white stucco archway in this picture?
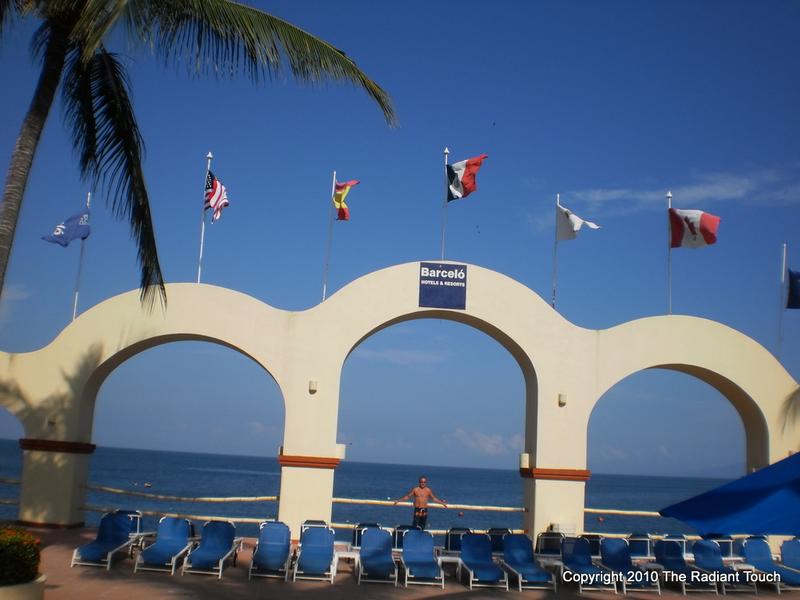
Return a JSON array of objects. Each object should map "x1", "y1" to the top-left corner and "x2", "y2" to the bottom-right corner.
[{"x1": 0, "y1": 261, "x2": 796, "y2": 536}]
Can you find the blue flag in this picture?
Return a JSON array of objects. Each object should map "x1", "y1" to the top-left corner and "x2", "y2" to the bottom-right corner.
[
  {"x1": 788, "y1": 269, "x2": 800, "y2": 309},
  {"x1": 42, "y1": 211, "x2": 91, "y2": 247}
]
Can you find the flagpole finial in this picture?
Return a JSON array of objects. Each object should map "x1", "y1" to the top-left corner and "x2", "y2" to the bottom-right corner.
[
  {"x1": 206, "y1": 152, "x2": 213, "y2": 160},
  {"x1": 666, "y1": 190, "x2": 672, "y2": 200},
  {"x1": 444, "y1": 147, "x2": 449, "y2": 155}
]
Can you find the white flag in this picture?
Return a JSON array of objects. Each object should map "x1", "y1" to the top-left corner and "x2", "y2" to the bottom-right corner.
[{"x1": 556, "y1": 202, "x2": 600, "y2": 241}]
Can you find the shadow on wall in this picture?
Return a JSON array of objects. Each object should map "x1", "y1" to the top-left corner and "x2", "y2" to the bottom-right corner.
[
  {"x1": 0, "y1": 344, "x2": 103, "y2": 439},
  {"x1": 781, "y1": 385, "x2": 800, "y2": 437}
]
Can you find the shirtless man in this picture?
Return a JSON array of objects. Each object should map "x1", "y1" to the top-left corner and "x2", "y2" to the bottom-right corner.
[{"x1": 393, "y1": 476, "x2": 448, "y2": 530}]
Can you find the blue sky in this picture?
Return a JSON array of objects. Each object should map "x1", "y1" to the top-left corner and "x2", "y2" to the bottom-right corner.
[{"x1": 0, "y1": 0, "x2": 798, "y2": 477}]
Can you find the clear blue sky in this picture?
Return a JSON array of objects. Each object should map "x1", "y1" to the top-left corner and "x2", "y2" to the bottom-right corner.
[{"x1": 0, "y1": 0, "x2": 798, "y2": 477}]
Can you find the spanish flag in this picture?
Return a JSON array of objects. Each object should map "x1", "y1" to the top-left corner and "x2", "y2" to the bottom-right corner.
[{"x1": 333, "y1": 179, "x2": 359, "y2": 221}]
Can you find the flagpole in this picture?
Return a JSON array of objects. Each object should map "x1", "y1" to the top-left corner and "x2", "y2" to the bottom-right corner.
[
  {"x1": 667, "y1": 190, "x2": 673, "y2": 315},
  {"x1": 71, "y1": 191, "x2": 90, "y2": 321},
  {"x1": 197, "y1": 151, "x2": 212, "y2": 283},
  {"x1": 552, "y1": 193, "x2": 560, "y2": 308},
  {"x1": 777, "y1": 242, "x2": 787, "y2": 359},
  {"x1": 441, "y1": 147, "x2": 450, "y2": 260},
  {"x1": 322, "y1": 170, "x2": 337, "y2": 301}
]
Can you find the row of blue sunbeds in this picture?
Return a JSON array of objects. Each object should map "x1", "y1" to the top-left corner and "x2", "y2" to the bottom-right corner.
[
  {"x1": 67, "y1": 511, "x2": 554, "y2": 590},
  {"x1": 70, "y1": 510, "x2": 243, "y2": 577},
  {"x1": 554, "y1": 535, "x2": 800, "y2": 595},
  {"x1": 69, "y1": 511, "x2": 800, "y2": 594}
]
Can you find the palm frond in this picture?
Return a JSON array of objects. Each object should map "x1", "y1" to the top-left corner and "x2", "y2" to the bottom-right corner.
[
  {"x1": 67, "y1": 0, "x2": 129, "y2": 61},
  {"x1": 781, "y1": 386, "x2": 800, "y2": 434},
  {"x1": 120, "y1": 0, "x2": 396, "y2": 125},
  {"x1": 62, "y1": 44, "x2": 98, "y2": 175},
  {"x1": 0, "y1": 0, "x2": 16, "y2": 35},
  {"x1": 71, "y1": 47, "x2": 166, "y2": 307}
]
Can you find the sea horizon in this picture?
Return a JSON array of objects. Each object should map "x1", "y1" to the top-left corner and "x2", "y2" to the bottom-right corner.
[{"x1": 0, "y1": 438, "x2": 736, "y2": 482}]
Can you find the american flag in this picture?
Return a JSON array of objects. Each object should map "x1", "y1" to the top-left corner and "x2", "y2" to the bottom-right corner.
[{"x1": 204, "y1": 170, "x2": 229, "y2": 222}]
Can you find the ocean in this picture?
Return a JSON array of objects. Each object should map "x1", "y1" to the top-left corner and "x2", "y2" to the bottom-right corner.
[{"x1": 0, "y1": 440, "x2": 730, "y2": 540}]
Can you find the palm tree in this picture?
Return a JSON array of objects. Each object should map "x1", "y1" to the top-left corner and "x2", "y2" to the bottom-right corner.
[{"x1": 0, "y1": 0, "x2": 396, "y2": 306}]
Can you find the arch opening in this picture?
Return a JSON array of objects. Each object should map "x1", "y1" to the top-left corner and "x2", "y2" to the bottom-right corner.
[
  {"x1": 586, "y1": 368, "x2": 752, "y2": 536},
  {"x1": 336, "y1": 316, "x2": 537, "y2": 535},
  {"x1": 86, "y1": 340, "x2": 286, "y2": 536},
  {"x1": 0, "y1": 406, "x2": 24, "y2": 522}
]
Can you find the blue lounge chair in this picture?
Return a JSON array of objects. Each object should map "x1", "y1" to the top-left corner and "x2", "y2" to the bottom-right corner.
[
  {"x1": 653, "y1": 539, "x2": 714, "y2": 594},
  {"x1": 665, "y1": 534, "x2": 689, "y2": 556},
  {"x1": 71, "y1": 511, "x2": 137, "y2": 570},
  {"x1": 692, "y1": 540, "x2": 756, "y2": 594},
  {"x1": 392, "y1": 525, "x2": 420, "y2": 550},
  {"x1": 249, "y1": 521, "x2": 292, "y2": 580},
  {"x1": 488, "y1": 527, "x2": 511, "y2": 554},
  {"x1": 535, "y1": 531, "x2": 564, "y2": 555},
  {"x1": 443, "y1": 527, "x2": 471, "y2": 555},
  {"x1": 742, "y1": 537, "x2": 800, "y2": 592},
  {"x1": 628, "y1": 532, "x2": 653, "y2": 559},
  {"x1": 357, "y1": 527, "x2": 397, "y2": 586},
  {"x1": 182, "y1": 520, "x2": 241, "y2": 578},
  {"x1": 704, "y1": 535, "x2": 734, "y2": 559},
  {"x1": 352, "y1": 522, "x2": 380, "y2": 549},
  {"x1": 291, "y1": 526, "x2": 337, "y2": 583},
  {"x1": 600, "y1": 537, "x2": 661, "y2": 594},
  {"x1": 561, "y1": 537, "x2": 615, "y2": 594},
  {"x1": 782, "y1": 538, "x2": 800, "y2": 571},
  {"x1": 134, "y1": 517, "x2": 194, "y2": 575},
  {"x1": 460, "y1": 533, "x2": 509, "y2": 591},
  {"x1": 581, "y1": 534, "x2": 603, "y2": 558},
  {"x1": 401, "y1": 530, "x2": 444, "y2": 588},
  {"x1": 501, "y1": 533, "x2": 556, "y2": 592}
]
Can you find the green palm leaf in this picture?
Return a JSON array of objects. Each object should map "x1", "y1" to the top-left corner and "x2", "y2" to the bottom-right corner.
[
  {"x1": 77, "y1": 0, "x2": 397, "y2": 125},
  {"x1": 63, "y1": 46, "x2": 165, "y2": 307}
]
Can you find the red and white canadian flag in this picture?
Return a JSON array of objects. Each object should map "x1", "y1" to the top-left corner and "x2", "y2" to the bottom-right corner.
[{"x1": 669, "y1": 208, "x2": 721, "y2": 248}]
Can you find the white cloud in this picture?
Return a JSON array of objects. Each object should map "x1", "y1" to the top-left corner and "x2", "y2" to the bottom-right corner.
[
  {"x1": 247, "y1": 420, "x2": 275, "y2": 436},
  {"x1": 0, "y1": 283, "x2": 31, "y2": 322},
  {"x1": 0, "y1": 283, "x2": 31, "y2": 302},
  {"x1": 352, "y1": 347, "x2": 447, "y2": 366},
  {"x1": 445, "y1": 427, "x2": 521, "y2": 456},
  {"x1": 546, "y1": 166, "x2": 800, "y2": 220},
  {"x1": 598, "y1": 446, "x2": 629, "y2": 460}
]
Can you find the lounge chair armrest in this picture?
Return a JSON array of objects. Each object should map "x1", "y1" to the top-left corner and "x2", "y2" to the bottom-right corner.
[
  {"x1": 110, "y1": 538, "x2": 135, "y2": 554},
  {"x1": 501, "y1": 561, "x2": 522, "y2": 578},
  {"x1": 642, "y1": 562, "x2": 664, "y2": 571},
  {"x1": 175, "y1": 542, "x2": 194, "y2": 561},
  {"x1": 220, "y1": 545, "x2": 236, "y2": 563},
  {"x1": 733, "y1": 563, "x2": 755, "y2": 571}
]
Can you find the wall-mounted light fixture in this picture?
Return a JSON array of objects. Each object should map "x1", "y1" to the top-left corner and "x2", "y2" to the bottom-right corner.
[{"x1": 519, "y1": 453, "x2": 530, "y2": 469}]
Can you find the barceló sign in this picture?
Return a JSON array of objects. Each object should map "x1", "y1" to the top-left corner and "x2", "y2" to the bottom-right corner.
[{"x1": 418, "y1": 262, "x2": 468, "y2": 309}]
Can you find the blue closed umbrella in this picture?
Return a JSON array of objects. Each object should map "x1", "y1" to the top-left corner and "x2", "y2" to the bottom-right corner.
[{"x1": 659, "y1": 452, "x2": 800, "y2": 536}]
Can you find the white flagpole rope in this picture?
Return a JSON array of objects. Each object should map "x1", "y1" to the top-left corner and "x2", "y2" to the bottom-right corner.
[
  {"x1": 551, "y1": 193, "x2": 560, "y2": 308},
  {"x1": 441, "y1": 147, "x2": 450, "y2": 260},
  {"x1": 71, "y1": 191, "x2": 90, "y2": 321},
  {"x1": 667, "y1": 190, "x2": 673, "y2": 315},
  {"x1": 197, "y1": 152, "x2": 212, "y2": 284},
  {"x1": 322, "y1": 170, "x2": 337, "y2": 301}
]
